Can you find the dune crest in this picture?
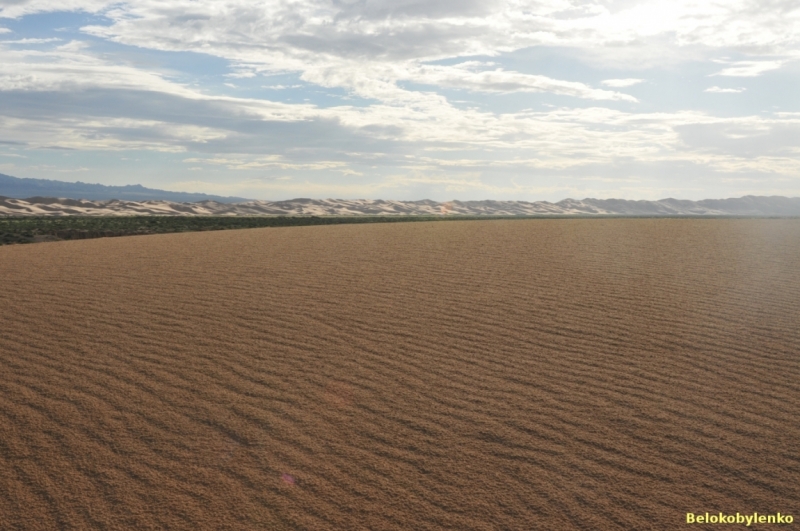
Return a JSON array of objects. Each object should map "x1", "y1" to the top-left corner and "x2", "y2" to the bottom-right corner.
[{"x1": 2, "y1": 195, "x2": 800, "y2": 217}]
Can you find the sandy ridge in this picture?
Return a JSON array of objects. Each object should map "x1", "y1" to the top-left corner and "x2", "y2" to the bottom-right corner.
[{"x1": 2, "y1": 195, "x2": 800, "y2": 217}]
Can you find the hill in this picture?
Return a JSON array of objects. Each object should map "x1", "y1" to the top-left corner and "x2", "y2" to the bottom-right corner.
[
  {"x1": 1, "y1": 194, "x2": 800, "y2": 217},
  {"x1": 0, "y1": 173, "x2": 251, "y2": 203}
]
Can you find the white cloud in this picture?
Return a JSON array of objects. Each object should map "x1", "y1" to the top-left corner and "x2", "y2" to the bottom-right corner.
[
  {"x1": 0, "y1": 0, "x2": 111, "y2": 19},
  {"x1": 0, "y1": 28, "x2": 11, "y2": 34},
  {"x1": 5, "y1": 1, "x2": 800, "y2": 62},
  {"x1": 705, "y1": 86, "x2": 745, "y2": 93},
  {"x1": 0, "y1": 38, "x2": 794, "y2": 171},
  {"x1": 0, "y1": 44, "x2": 203, "y2": 95},
  {"x1": 0, "y1": 0, "x2": 799, "y2": 199},
  {"x1": 184, "y1": 156, "x2": 352, "y2": 172},
  {"x1": 414, "y1": 65, "x2": 638, "y2": 102},
  {"x1": 76, "y1": 0, "x2": 800, "y2": 88},
  {"x1": 712, "y1": 60, "x2": 785, "y2": 77},
  {"x1": 601, "y1": 78, "x2": 645, "y2": 88},
  {"x1": 0, "y1": 37, "x2": 61, "y2": 44},
  {"x1": 262, "y1": 84, "x2": 303, "y2": 90}
]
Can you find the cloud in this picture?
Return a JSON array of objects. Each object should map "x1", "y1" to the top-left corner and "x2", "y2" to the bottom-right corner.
[
  {"x1": 183, "y1": 156, "x2": 352, "y2": 172},
  {"x1": 675, "y1": 118, "x2": 800, "y2": 158},
  {"x1": 712, "y1": 60, "x2": 785, "y2": 77},
  {"x1": 0, "y1": 0, "x2": 111, "y2": 19},
  {"x1": 0, "y1": 42, "x2": 204, "y2": 95},
  {"x1": 0, "y1": 37, "x2": 61, "y2": 43},
  {"x1": 0, "y1": 35, "x2": 795, "y2": 173},
  {"x1": 262, "y1": 84, "x2": 304, "y2": 90},
  {"x1": 57, "y1": 0, "x2": 798, "y2": 118},
  {"x1": 704, "y1": 86, "x2": 745, "y2": 93},
  {"x1": 601, "y1": 79, "x2": 645, "y2": 88},
  {"x1": 0, "y1": 0, "x2": 799, "y2": 200},
  {"x1": 5, "y1": 0, "x2": 800, "y2": 61},
  {"x1": 414, "y1": 65, "x2": 638, "y2": 102}
]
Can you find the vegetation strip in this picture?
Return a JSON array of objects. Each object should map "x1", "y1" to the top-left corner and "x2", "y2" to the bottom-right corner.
[
  {"x1": 0, "y1": 214, "x2": 789, "y2": 245},
  {"x1": 0, "y1": 215, "x2": 461, "y2": 245}
]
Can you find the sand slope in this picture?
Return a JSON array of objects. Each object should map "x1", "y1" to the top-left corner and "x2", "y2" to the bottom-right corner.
[{"x1": 1, "y1": 219, "x2": 798, "y2": 530}]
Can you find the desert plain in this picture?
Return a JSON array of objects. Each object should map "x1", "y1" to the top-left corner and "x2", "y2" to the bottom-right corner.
[{"x1": 0, "y1": 218, "x2": 798, "y2": 530}]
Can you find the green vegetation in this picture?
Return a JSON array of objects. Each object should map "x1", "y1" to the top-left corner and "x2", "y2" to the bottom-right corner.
[{"x1": 0, "y1": 215, "x2": 511, "y2": 245}]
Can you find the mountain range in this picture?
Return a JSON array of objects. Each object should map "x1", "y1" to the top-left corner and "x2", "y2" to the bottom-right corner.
[{"x1": 0, "y1": 173, "x2": 250, "y2": 203}]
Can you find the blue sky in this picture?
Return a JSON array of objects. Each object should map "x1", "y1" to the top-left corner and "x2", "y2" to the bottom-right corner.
[{"x1": 0, "y1": 0, "x2": 798, "y2": 201}]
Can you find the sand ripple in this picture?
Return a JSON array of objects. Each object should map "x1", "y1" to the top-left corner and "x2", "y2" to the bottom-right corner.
[{"x1": 1, "y1": 219, "x2": 798, "y2": 529}]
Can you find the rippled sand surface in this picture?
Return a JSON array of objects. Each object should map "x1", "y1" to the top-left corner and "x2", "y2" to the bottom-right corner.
[{"x1": 1, "y1": 219, "x2": 798, "y2": 530}]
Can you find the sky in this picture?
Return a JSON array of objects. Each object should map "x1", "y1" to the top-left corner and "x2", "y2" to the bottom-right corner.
[{"x1": 0, "y1": 0, "x2": 799, "y2": 201}]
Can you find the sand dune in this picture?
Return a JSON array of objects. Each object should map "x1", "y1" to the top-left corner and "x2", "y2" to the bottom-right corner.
[
  {"x1": 1, "y1": 219, "x2": 798, "y2": 530},
  {"x1": 2, "y1": 194, "x2": 800, "y2": 217}
]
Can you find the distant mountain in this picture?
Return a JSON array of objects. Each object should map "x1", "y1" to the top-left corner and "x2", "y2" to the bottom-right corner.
[
  {"x1": 0, "y1": 173, "x2": 251, "y2": 203},
  {"x1": 2, "y1": 195, "x2": 799, "y2": 217}
]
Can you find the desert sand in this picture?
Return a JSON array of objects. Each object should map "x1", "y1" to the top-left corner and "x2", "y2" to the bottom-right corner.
[
  {"x1": 1, "y1": 219, "x2": 798, "y2": 530},
  {"x1": 3, "y1": 195, "x2": 800, "y2": 217}
]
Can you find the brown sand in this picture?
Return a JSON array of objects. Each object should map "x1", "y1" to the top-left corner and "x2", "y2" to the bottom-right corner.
[{"x1": 1, "y1": 219, "x2": 798, "y2": 530}]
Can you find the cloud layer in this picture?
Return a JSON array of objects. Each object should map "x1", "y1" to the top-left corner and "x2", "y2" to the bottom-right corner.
[{"x1": 0, "y1": 0, "x2": 799, "y2": 200}]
